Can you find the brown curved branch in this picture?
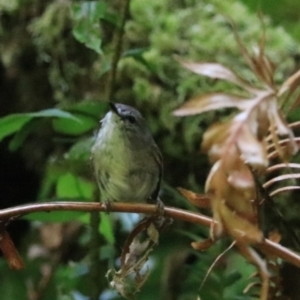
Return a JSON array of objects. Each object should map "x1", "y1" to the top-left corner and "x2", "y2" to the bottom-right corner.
[{"x1": 0, "y1": 201, "x2": 299, "y2": 268}]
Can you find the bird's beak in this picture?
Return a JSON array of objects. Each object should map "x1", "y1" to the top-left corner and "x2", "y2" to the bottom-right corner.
[{"x1": 109, "y1": 102, "x2": 119, "y2": 116}]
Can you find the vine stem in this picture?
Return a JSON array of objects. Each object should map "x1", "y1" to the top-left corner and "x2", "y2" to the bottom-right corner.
[
  {"x1": 105, "y1": 0, "x2": 131, "y2": 102},
  {"x1": 1, "y1": 201, "x2": 300, "y2": 268}
]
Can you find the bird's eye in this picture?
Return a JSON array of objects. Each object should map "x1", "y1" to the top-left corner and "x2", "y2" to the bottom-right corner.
[{"x1": 125, "y1": 115, "x2": 136, "y2": 124}]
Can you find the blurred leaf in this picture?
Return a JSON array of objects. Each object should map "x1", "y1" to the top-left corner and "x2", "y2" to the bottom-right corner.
[
  {"x1": 0, "y1": 114, "x2": 31, "y2": 142},
  {"x1": 29, "y1": 108, "x2": 80, "y2": 120},
  {"x1": 236, "y1": 123, "x2": 268, "y2": 168},
  {"x1": 72, "y1": 1, "x2": 106, "y2": 22},
  {"x1": 71, "y1": 1, "x2": 106, "y2": 54},
  {"x1": 55, "y1": 261, "x2": 89, "y2": 296},
  {"x1": 38, "y1": 164, "x2": 66, "y2": 200},
  {"x1": 52, "y1": 114, "x2": 97, "y2": 136},
  {"x1": 69, "y1": 102, "x2": 107, "y2": 119},
  {"x1": 287, "y1": 106, "x2": 300, "y2": 122},
  {"x1": 99, "y1": 212, "x2": 115, "y2": 244},
  {"x1": 67, "y1": 137, "x2": 96, "y2": 162},
  {"x1": 72, "y1": 22, "x2": 102, "y2": 54},
  {"x1": 123, "y1": 48, "x2": 157, "y2": 73},
  {"x1": 56, "y1": 172, "x2": 95, "y2": 200},
  {"x1": 175, "y1": 57, "x2": 256, "y2": 93},
  {"x1": 177, "y1": 187, "x2": 211, "y2": 208},
  {"x1": 0, "y1": 108, "x2": 80, "y2": 142},
  {"x1": 0, "y1": 0, "x2": 18, "y2": 11},
  {"x1": 8, "y1": 119, "x2": 37, "y2": 151},
  {"x1": 202, "y1": 121, "x2": 231, "y2": 162},
  {"x1": 219, "y1": 199, "x2": 263, "y2": 244},
  {"x1": 0, "y1": 263, "x2": 27, "y2": 299},
  {"x1": 173, "y1": 93, "x2": 250, "y2": 116},
  {"x1": 240, "y1": 0, "x2": 300, "y2": 41},
  {"x1": 23, "y1": 211, "x2": 85, "y2": 222},
  {"x1": 278, "y1": 69, "x2": 300, "y2": 96},
  {"x1": 191, "y1": 238, "x2": 214, "y2": 251}
]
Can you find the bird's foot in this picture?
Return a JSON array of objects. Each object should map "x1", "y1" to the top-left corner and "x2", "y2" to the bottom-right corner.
[
  {"x1": 103, "y1": 200, "x2": 112, "y2": 214},
  {"x1": 152, "y1": 198, "x2": 173, "y2": 229},
  {"x1": 155, "y1": 198, "x2": 165, "y2": 217}
]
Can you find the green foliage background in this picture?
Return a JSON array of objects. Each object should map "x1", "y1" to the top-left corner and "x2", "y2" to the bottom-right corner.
[{"x1": 0, "y1": 0, "x2": 300, "y2": 299}]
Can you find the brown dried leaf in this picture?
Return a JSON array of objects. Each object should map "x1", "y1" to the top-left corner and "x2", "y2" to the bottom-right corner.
[
  {"x1": 206, "y1": 160, "x2": 259, "y2": 244},
  {"x1": 0, "y1": 230, "x2": 24, "y2": 270},
  {"x1": 173, "y1": 93, "x2": 251, "y2": 116},
  {"x1": 256, "y1": 104, "x2": 271, "y2": 138},
  {"x1": 252, "y1": 46, "x2": 275, "y2": 86},
  {"x1": 238, "y1": 244, "x2": 269, "y2": 300},
  {"x1": 278, "y1": 69, "x2": 300, "y2": 96},
  {"x1": 271, "y1": 105, "x2": 294, "y2": 136},
  {"x1": 268, "y1": 230, "x2": 281, "y2": 244},
  {"x1": 146, "y1": 223, "x2": 159, "y2": 244},
  {"x1": 108, "y1": 235, "x2": 153, "y2": 299},
  {"x1": 178, "y1": 59, "x2": 238, "y2": 81},
  {"x1": 269, "y1": 186, "x2": 300, "y2": 197},
  {"x1": 267, "y1": 137, "x2": 300, "y2": 160},
  {"x1": 108, "y1": 218, "x2": 167, "y2": 299},
  {"x1": 227, "y1": 164, "x2": 254, "y2": 191},
  {"x1": 202, "y1": 121, "x2": 231, "y2": 162},
  {"x1": 267, "y1": 162, "x2": 300, "y2": 173},
  {"x1": 207, "y1": 160, "x2": 257, "y2": 221},
  {"x1": 231, "y1": 23, "x2": 257, "y2": 76},
  {"x1": 268, "y1": 110, "x2": 298, "y2": 161},
  {"x1": 218, "y1": 200, "x2": 263, "y2": 244},
  {"x1": 236, "y1": 123, "x2": 268, "y2": 169},
  {"x1": 175, "y1": 56, "x2": 256, "y2": 93},
  {"x1": 286, "y1": 91, "x2": 300, "y2": 113},
  {"x1": 107, "y1": 264, "x2": 150, "y2": 300},
  {"x1": 262, "y1": 55, "x2": 276, "y2": 86},
  {"x1": 124, "y1": 237, "x2": 151, "y2": 267},
  {"x1": 177, "y1": 187, "x2": 211, "y2": 208},
  {"x1": 263, "y1": 173, "x2": 300, "y2": 189},
  {"x1": 191, "y1": 238, "x2": 214, "y2": 251}
]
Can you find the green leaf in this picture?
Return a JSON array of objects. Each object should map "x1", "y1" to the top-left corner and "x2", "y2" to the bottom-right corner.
[
  {"x1": 8, "y1": 119, "x2": 37, "y2": 151},
  {"x1": 73, "y1": 22, "x2": 102, "y2": 54},
  {"x1": 38, "y1": 164, "x2": 64, "y2": 200},
  {"x1": 0, "y1": 114, "x2": 32, "y2": 142},
  {"x1": 0, "y1": 108, "x2": 80, "y2": 143},
  {"x1": 23, "y1": 211, "x2": 85, "y2": 222},
  {"x1": 52, "y1": 114, "x2": 97, "y2": 136},
  {"x1": 69, "y1": 101, "x2": 107, "y2": 118},
  {"x1": 0, "y1": 262, "x2": 27, "y2": 299},
  {"x1": 66, "y1": 137, "x2": 96, "y2": 162},
  {"x1": 56, "y1": 173, "x2": 95, "y2": 200},
  {"x1": 76, "y1": 211, "x2": 115, "y2": 244},
  {"x1": 71, "y1": 1, "x2": 107, "y2": 54},
  {"x1": 29, "y1": 108, "x2": 80, "y2": 121},
  {"x1": 99, "y1": 212, "x2": 115, "y2": 244},
  {"x1": 72, "y1": 1, "x2": 107, "y2": 22}
]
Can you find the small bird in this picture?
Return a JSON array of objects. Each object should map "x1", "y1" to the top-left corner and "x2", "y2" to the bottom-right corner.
[{"x1": 92, "y1": 103, "x2": 162, "y2": 204}]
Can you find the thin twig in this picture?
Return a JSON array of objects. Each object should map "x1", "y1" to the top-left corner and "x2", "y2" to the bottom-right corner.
[{"x1": 199, "y1": 241, "x2": 236, "y2": 291}]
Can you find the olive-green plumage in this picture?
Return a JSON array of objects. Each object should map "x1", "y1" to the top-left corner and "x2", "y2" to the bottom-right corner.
[{"x1": 92, "y1": 103, "x2": 162, "y2": 203}]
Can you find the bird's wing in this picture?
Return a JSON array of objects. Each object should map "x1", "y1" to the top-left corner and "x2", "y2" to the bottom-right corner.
[{"x1": 150, "y1": 144, "x2": 163, "y2": 200}]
